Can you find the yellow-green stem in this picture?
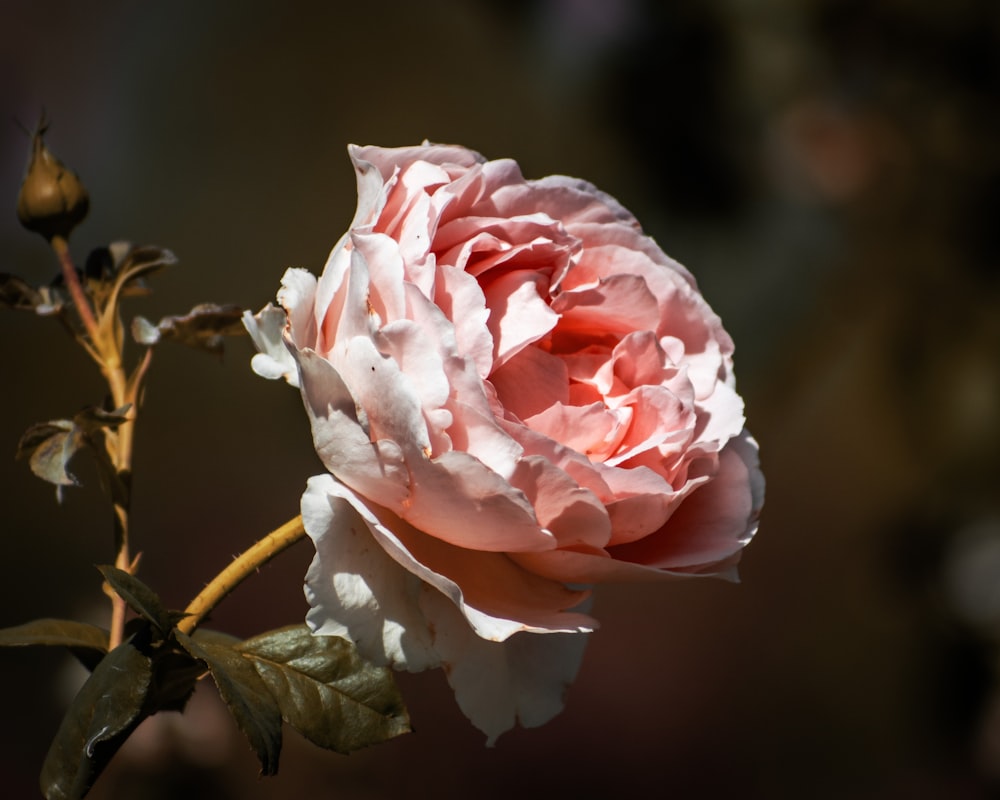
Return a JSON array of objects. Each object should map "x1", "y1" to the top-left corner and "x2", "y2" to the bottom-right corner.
[
  {"x1": 178, "y1": 515, "x2": 307, "y2": 636},
  {"x1": 52, "y1": 235, "x2": 142, "y2": 648},
  {"x1": 107, "y1": 504, "x2": 130, "y2": 649},
  {"x1": 102, "y1": 328, "x2": 135, "y2": 649}
]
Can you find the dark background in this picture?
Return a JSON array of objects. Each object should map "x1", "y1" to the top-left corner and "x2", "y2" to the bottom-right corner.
[{"x1": 3, "y1": 1, "x2": 1000, "y2": 797}]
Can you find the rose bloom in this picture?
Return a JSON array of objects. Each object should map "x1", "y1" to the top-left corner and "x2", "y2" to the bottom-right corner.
[{"x1": 246, "y1": 143, "x2": 763, "y2": 743}]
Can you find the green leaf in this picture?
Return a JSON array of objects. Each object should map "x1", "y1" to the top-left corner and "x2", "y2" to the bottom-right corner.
[
  {"x1": 0, "y1": 618, "x2": 109, "y2": 653},
  {"x1": 239, "y1": 625, "x2": 410, "y2": 754},
  {"x1": 40, "y1": 639, "x2": 152, "y2": 800},
  {"x1": 0, "y1": 618, "x2": 109, "y2": 670},
  {"x1": 96, "y1": 566, "x2": 173, "y2": 635},
  {"x1": 145, "y1": 646, "x2": 203, "y2": 714},
  {"x1": 176, "y1": 631, "x2": 283, "y2": 775},
  {"x1": 191, "y1": 628, "x2": 241, "y2": 647}
]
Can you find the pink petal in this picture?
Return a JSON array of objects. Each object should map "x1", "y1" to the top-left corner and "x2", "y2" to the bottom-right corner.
[
  {"x1": 375, "y1": 319, "x2": 451, "y2": 436},
  {"x1": 489, "y1": 345, "x2": 569, "y2": 421},
  {"x1": 295, "y1": 347, "x2": 410, "y2": 509},
  {"x1": 374, "y1": 159, "x2": 446, "y2": 237},
  {"x1": 692, "y1": 379, "x2": 747, "y2": 451},
  {"x1": 441, "y1": 365, "x2": 524, "y2": 479},
  {"x1": 608, "y1": 431, "x2": 763, "y2": 574},
  {"x1": 327, "y1": 332, "x2": 431, "y2": 453},
  {"x1": 501, "y1": 418, "x2": 616, "y2": 503},
  {"x1": 433, "y1": 157, "x2": 528, "y2": 227},
  {"x1": 602, "y1": 465, "x2": 701, "y2": 546},
  {"x1": 603, "y1": 384, "x2": 696, "y2": 467},
  {"x1": 301, "y1": 336, "x2": 552, "y2": 553},
  {"x1": 489, "y1": 174, "x2": 639, "y2": 228},
  {"x1": 561, "y1": 345, "x2": 614, "y2": 395},
  {"x1": 349, "y1": 143, "x2": 484, "y2": 184},
  {"x1": 433, "y1": 265, "x2": 493, "y2": 378},
  {"x1": 552, "y1": 273, "x2": 662, "y2": 341},
  {"x1": 567, "y1": 220, "x2": 698, "y2": 290},
  {"x1": 524, "y1": 401, "x2": 629, "y2": 462},
  {"x1": 508, "y1": 455, "x2": 612, "y2": 550},
  {"x1": 313, "y1": 241, "x2": 351, "y2": 355},
  {"x1": 402, "y1": 449, "x2": 557, "y2": 553},
  {"x1": 346, "y1": 145, "x2": 394, "y2": 228},
  {"x1": 483, "y1": 269, "x2": 560, "y2": 367},
  {"x1": 512, "y1": 547, "x2": 679, "y2": 584},
  {"x1": 332, "y1": 241, "x2": 381, "y2": 344},
  {"x1": 351, "y1": 232, "x2": 407, "y2": 324},
  {"x1": 609, "y1": 330, "x2": 678, "y2": 390},
  {"x1": 512, "y1": 433, "x2": 761, "y2": 584}
]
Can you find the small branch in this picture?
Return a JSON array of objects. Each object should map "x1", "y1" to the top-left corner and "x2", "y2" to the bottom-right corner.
[
  {"x1": 50, "y1": 235, "x2": 100, "y2": 342},
  {"x1": 178, "y1": 515, "x2": 307, "y2": 636},
  {"x1": 127, "y1": 347, "x2": 154, "y2": 401}
]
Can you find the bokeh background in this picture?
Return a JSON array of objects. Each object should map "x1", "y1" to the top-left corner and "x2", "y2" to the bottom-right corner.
[{"x1": 3, "y1": 1, "x2": 1000, "y2": 797}]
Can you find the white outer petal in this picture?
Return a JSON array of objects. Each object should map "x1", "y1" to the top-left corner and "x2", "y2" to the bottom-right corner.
[
  {"x1": 302, "y1": 474, "x2": 439, "y2": 671},
  {"x1": 302, "y1": 472, "x2": 590, "y2": 744},
  {"x1": 243, "y1": 304, "x2": 299, "y2": 387},
  {"x1": 420, "y1": 588, "x2": 590, "y2": 745},
  {"x1": 303, "y1": 474, "x2": 585, "y2": 642}
]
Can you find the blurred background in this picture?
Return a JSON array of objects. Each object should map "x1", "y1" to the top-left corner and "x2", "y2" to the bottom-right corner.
[{"x1": 2, "y1": 0, "x2": 999, "y2": 797}]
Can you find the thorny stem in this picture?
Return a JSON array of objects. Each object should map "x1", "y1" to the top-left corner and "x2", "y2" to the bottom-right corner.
[
  {"x1": 107, "y1": 490, "x2": 131, "y2": 648},
  {"x1": 104, "y1": 348, "x2": 137, "y2": 650},
  {"x1": 177, "y1": 515, "x2": 307, "y2": 636},
  {"x1": 107, "y1": 556, "x2": 128, "y2": 648}
]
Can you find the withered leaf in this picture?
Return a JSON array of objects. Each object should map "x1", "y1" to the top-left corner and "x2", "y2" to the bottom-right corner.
[
  {"x1": 0, "y1": 272, "x2": 44, "y2": 311},
  {"x1": 131, "y1": 303, "x2": 247, "y2": 355},
  {"x1": 16, "y1": 405, "x2": 131, "y2": 492}
]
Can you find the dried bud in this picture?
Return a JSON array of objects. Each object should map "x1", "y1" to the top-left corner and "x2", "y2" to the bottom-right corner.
[{"x1": 16, "y1": 121, "x2": 90, "y2": 241}]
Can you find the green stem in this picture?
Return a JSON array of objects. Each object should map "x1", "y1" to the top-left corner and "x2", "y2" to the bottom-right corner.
[{"x1": 177, "y1": 515, "x2": 307, "y2": 636}]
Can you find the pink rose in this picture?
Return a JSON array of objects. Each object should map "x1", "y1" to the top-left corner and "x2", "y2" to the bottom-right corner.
[{"x1": 246, "y1": 143, "x2": 763, "y2": 742}]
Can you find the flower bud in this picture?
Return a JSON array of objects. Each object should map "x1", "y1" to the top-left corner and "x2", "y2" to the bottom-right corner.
[{"x1": 16, "y1": 123, "x2": 90, "y2": 241}]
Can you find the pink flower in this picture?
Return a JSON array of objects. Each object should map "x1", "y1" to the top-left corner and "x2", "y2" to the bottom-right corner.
[{"x1": 246, "y1": 143, "x2": 763, "y2": 742}]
